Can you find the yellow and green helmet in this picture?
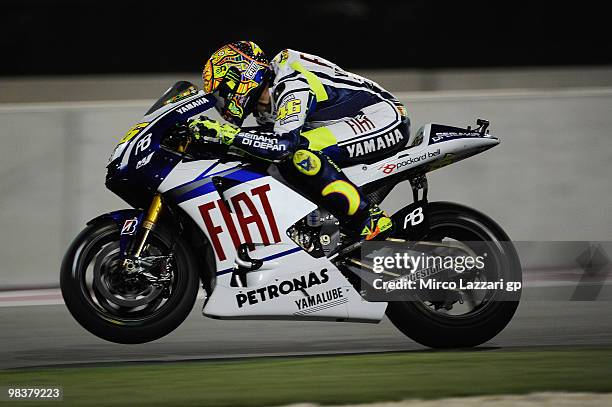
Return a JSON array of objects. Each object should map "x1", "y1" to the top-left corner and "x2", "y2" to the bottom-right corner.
[{"x1": 202, "y1": 41, "x2": 270, "y2": 126}]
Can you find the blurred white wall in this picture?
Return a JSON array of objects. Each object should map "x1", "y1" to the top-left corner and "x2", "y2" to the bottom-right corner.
[
  {"x1": 0, "y1": 83, "x2": 611, "y2": 288},
  {"x1": 2, "y1": 66, "x2": 612, "y2": 103},
  {"x1": 385, "y1": 88, "x2": 612, "y2": 241}
]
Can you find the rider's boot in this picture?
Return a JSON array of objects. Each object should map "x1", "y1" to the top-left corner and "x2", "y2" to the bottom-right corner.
[{"x1": 359, "y1": 204, "x2": 393, "y2": 241}]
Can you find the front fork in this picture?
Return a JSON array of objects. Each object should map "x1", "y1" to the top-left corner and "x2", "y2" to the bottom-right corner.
[
  {"x1": 124, "y1": 137, "x2": 189, "y2": 260},
  {"x1": 126, "y1": 194, "x2": 163, "y2": 261}
]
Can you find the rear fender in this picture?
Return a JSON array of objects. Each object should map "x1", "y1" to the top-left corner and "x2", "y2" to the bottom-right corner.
[{"x1": 390, "y1": 199, "x2": 431, "y2": 240}]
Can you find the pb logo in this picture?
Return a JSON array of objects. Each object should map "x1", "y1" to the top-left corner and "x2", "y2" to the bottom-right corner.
[{"x1": 403, "y1": 207, "x2": 424, "y2": 229}]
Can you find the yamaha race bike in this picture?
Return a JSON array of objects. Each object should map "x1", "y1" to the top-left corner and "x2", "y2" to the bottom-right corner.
[{"x1": 61, "y1": 82, "x2": 521, "y2": 348}]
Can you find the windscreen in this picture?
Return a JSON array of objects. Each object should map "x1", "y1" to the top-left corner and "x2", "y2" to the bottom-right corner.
[{"x1": 145, "y1": 81, "x2": 199, "y2": 115}]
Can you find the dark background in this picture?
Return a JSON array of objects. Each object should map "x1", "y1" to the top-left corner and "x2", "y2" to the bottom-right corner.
[{"x1": 2, "y1": 0, "x2": 611, "y2": 76}]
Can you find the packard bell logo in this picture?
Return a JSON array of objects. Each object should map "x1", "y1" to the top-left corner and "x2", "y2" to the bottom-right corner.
[{"x1": 379, "y1": 163, "x2": 397, "y2": 174}]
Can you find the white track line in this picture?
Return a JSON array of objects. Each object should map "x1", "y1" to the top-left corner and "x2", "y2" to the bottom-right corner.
[
  {"x1": 0, "y1": 289, "x2": 63, "y2": 307},
  {"x1": 0, "y1": 289, "x2": 208, "y2": 308}
]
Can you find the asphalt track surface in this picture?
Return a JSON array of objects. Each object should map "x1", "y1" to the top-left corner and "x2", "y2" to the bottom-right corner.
[{"x1": 1, "y1": 287, "x2": 612, "y2": 369}]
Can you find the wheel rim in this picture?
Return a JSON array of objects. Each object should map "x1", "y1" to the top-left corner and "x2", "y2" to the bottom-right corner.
[
  {"x1": 411, "y1": 215, "x2": 511, "y2": 319},
  {"x1": 76, "y1": 226, "x2": 184, "y2": 326}
]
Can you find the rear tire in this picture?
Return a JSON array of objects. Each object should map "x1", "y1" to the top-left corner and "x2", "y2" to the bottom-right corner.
[
  {"x1": 385, "y1": 201, "x2": 521, "y2": 348},
  {"x1": 60, "y1": 219, "x2": 199, "y2": 344}
]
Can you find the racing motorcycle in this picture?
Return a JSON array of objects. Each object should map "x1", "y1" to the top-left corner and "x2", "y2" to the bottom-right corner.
[{"x1": 61, "y1": 81, "x2": 521, "y2": 348}]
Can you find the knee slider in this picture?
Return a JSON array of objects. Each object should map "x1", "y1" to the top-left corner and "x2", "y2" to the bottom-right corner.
[
  {"x1": 321, "y1": 180, "x2": 361, "y2": 216},
  {"x1": 292, "y1": 149, "x2": 322, "y2": 176}
]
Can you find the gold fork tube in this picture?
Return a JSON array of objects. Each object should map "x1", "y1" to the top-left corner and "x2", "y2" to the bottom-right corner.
[
  {"x1": 177, "y1": 139, "x2": 191, "y2": 153},
  {"x1": 133, "y1": 194, "x2": 163, "y2": 257}
]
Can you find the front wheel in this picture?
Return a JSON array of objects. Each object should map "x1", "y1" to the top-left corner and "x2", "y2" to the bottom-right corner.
[
  {"x1": 385, "y1": 201, "x2": 521, "y2": 348},
  {"x1": 60, "y1": 219, "x2": 199, "y2": 344}
]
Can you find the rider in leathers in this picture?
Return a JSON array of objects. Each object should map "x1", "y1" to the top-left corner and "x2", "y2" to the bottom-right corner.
[{"x1": 188, "y1": 41, "x2": 410, "y2": 240}]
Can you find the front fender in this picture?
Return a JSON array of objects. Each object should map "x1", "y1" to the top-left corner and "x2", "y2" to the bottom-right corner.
[
  {"x1": 86, "y1": 209, "x2": 145, "y2": 255},
  {"x1": 86, "y1": 209, "x2": 145, "y2": 228}
]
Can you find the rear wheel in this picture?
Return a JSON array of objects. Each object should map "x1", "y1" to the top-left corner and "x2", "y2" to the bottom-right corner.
[
  {"x1": 60, "y1": 219, "x2": 199, "y2": 344},
  {"x1": 385, "y1": 201, "x2": 521, "y2": 348}
]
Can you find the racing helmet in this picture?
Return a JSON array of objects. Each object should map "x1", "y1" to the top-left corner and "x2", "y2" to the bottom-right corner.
[{"x1": 202, "y1": 41, "x2": 270, "y2": 126}]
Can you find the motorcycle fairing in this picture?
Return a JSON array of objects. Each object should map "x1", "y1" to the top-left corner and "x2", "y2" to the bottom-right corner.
[
  {"x1": 106, "y1": 90, "x2": 217, "y2": 207},
  {"x1": 202, "y1": 252, "x2": 387, "y2": 322},
  {"x1": 161, "y1": 160, "x2": 317, "y2": 273},
  {"x1": 343, "y1": 123, "x2": 499, "y2": 187},
  {"x1": 154, "y1": 156, "x2": 386, "y2": 322}
]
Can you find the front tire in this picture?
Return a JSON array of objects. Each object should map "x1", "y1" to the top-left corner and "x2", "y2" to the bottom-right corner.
[
  {"x1": 60, "y1": 219, "x2": 199, "y2": 344},
  {"x1": 386, "y1": 201, "x2": 521, "y2": 348}
]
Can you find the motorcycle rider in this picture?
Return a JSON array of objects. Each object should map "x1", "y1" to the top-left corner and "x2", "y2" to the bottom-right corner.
[{"x1": 186, "y1": 41, "x2": 410, "y2": 241}]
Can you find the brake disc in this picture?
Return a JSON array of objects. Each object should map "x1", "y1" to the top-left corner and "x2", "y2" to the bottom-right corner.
[{"x1": 93, "y1": 243, "x2": 162, "y2": 307}]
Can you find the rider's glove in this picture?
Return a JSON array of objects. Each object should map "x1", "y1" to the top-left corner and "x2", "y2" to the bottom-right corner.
[
  {"x1": 188, "y1": 116, "x2": 239, "y2": 146},
  {"x1": 165, "y1": 121, "x2": 191, "y2": 147}
]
